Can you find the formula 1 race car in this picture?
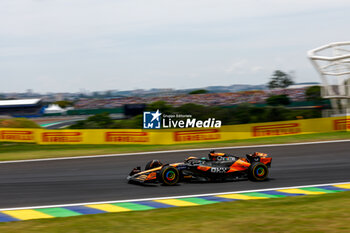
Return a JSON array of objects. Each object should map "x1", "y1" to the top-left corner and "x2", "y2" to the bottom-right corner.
[{"x1": 127, "y1": 150, "x2": 272, "y2": 185}]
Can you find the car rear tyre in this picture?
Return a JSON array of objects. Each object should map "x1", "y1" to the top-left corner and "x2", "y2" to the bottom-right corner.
[
  {"x1": 248, "y1": 162, "x2": 268, "y2": 181},
  {"x1": 145, "y1": 160, "x2": 163, "y2": 170},
  {"x1": 158, "y1": 166, "x2": 180, "y2": 186}
]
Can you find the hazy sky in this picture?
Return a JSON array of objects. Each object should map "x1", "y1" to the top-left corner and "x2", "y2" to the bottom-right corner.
[{"x1": 1, "y1": 0, "x2": 350, "y2": 93}]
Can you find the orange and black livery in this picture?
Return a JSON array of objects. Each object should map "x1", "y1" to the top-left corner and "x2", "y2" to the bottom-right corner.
[{"x1": 127, "y1": 150, "x2": 272, "y2": 185}]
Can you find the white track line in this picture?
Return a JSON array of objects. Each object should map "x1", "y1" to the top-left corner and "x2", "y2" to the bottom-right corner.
[
  {"x1": 1, "y1": 139, "x2": 350, "y2": 164},
  {"x1": 0, "y1": 181, "x2": 348, "y2": 211}
]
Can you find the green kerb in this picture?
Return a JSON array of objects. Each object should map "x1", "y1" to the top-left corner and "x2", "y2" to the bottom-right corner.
[
  {"x1": 178, "y1": 197, "x2": 219, "y2": 205},
  {"x1": 300, "y1": 187, "x2": 341, "y2": 193},
  {"x1": 36, "y1": 208, "x2": 82, "y2": 217},
  {"x1": 241, "y1": 192, "x2": 286, "y2": 198},
  {"x1": 112, "y1": 202, "x2": 155, "y2": 211}
]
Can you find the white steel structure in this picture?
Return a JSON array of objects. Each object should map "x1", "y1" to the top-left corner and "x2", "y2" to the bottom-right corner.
[{"x1": 308, "y1": 41, "x2": 350, "y2": 116}]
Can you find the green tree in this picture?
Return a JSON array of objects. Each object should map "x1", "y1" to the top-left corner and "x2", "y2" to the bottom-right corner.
[
  {"x1": 268, "y1": 70, "x2": 294, "y2": 89},
  {"x1": 287, "y1": 109, "x2": 321, "y2": 120},
  {"x1": 70, "y1": 113, "x2": 113, "y2": 129},
  {"x1": 266, "y1": 95, "x2": 291, "y2": 106},
  {"x1": 189, "y1": 89, "x2": 208, "y2": 94},
  {"x1": 54, "y1": 100, "x2": 73, "y2": 108},
  {"x1": 112, "y1": 115, "x2": 143, "y2": 129},
  {"x1": 263, "y1": 106, "x2": 290, "y2": 122},
  {"x1": 249, "y1": 107, "x2": 266, "y2": 123},
  {"x1": 176, "y1": 103, "x2": 208, "y2": 120},
  {"x1": 231, "y1": 103, "x2": 253, "y2": 124},
  {"x1": 147, "y1": 101, "x2": 173, "y2": 115},
  {"x1": 305, "y1": 86, "x2": 322, "y2": 102}
]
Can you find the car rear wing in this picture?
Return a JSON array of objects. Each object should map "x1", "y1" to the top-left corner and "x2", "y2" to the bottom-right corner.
[
  {"x1": 246, "y1": 152, "x2": 272, "y2": 167},
  {"x1": 253, "y1": 152, "x2": 268, "y2": 157}
]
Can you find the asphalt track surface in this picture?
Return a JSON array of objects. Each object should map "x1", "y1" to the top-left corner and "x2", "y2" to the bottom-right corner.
[{"x1": 0, "y1": 141, "x2": 350, "y2": 209}]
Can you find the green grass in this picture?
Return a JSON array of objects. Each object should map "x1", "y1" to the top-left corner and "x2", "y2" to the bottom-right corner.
[
  {"x1": 0, "y1": 191, "x2": 349, "y2": 232},
  {"x1": 1, "y1": 131, "x2": 350, "y2": 161},
  {"x1": 0, "y1": 118, "x2": 41, "y2": 128}
]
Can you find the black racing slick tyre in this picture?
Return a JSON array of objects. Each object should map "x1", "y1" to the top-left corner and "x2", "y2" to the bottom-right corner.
[
  {"x1": 248, "y1": 162, "x2": 269, "y2": 181},
  {"x1": 145, "y1": 160, "x2": 163, "y2": 170},
  {"x1": 158, "y1": 166, "x2": 180, "y2": 186}
]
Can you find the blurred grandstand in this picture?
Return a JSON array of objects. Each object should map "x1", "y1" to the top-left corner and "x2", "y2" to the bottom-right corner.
[
  {"x1": 0, "y1": 99, "x2": 44, "y2": 117},
  {"x1": 73, "y1": 86, "x2": 316, "y2": 109},
  {"x1": 0, "y1": 84, "x2": 326, "y2": 124}
]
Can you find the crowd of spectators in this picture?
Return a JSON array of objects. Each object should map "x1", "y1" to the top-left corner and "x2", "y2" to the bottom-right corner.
[{"x1": 74, "y1": 88, "x2": 307, "y2": 109}]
